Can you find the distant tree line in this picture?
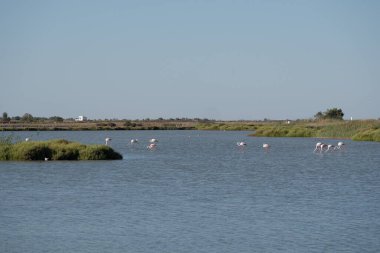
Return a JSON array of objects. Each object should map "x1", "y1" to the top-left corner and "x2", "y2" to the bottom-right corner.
[
  {"x1": 1, "y1": 112, "x2": 64, "y2": 123},
  {"x1": 1, "y1": 112, "x2": 218, "y2": 123},
  {"x1": 2, "y1": 109, "x2": 348, "y2": 123}
]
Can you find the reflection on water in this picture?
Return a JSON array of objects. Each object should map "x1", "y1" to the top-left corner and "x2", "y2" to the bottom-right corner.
[{"x1": 1, "y1": 131, "x2": 380, "y2": 252}]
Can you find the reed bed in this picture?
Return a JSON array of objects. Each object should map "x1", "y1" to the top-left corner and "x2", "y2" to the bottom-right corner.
[{"x1": 251, "y1": 120, "x2": 380, "y2": 141}]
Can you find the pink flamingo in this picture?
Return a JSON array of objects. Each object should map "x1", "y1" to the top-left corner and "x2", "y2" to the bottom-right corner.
[
  {"x1": 337, "y1": 141, "x2": 345, "y2": 149},
  {"x1": 314, "y1": 142, "x2": 328, "y2": 152},
  {"x1": 320, "y1": 143, "x2": 328, "y2": 152},
  {"x1": 314, "y1": 142, "x2": 322, "y2": 152},
  {"x1": 325, "y1": 144, "x2": 335, "y2": 152},
  {"x1": 147, "y1": 143, "x2": 157, "y2": 150}
]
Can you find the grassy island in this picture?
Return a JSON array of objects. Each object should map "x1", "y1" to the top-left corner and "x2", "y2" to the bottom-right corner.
[{"x1": 0, "y1": 138, "x2": 123, "y2": 161}]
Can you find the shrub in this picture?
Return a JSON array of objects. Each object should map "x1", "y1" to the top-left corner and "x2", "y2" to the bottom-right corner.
[
  {"x1": 11, "y1": 142, "x2": 52, "y2": 160},
  {"x1": 79, "y1": 145, "x2": 123, "y2": 160},
  {"x1": 49, "y1": 141, "x2": 84, "y2": 160},
  {"x1": 0, "y1": 144, "x2": 12, "y2": 160}
]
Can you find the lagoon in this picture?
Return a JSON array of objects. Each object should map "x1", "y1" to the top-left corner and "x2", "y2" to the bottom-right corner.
[{"x1": 1, "y1": 130, "x2": 380, "y2": 252}]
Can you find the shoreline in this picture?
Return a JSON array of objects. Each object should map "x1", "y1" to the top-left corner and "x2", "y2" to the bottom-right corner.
[{"x1": 1, "y1": 119, "x2": 380, "y2": 142}]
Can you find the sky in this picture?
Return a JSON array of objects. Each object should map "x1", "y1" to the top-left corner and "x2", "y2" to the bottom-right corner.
[{"x1": 1, "y1": 0, "x2": 379, "y2": 120}]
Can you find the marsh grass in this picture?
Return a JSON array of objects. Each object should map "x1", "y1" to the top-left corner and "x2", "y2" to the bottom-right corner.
[
  {"x1": 0, "y1": 139, "x2": 122, "y2": 161},
  {"x1": 251, "y1": 120, "x2": 380, "y2": 141},
  {"x1": 79, "y1": 145, "x2": 123, "y2": 160},
  {"x1": 253, "y1": 125, "x2": 314, "y2": 137},
  {"x1": 0, "y1": 135, "x2": 13, "y2": 160},
  {"x1": 352, "y1": 128, "x2": 380, "y2": 142},
  {"x1": 195, "y1": 123, "x2": 257, "y2": 131}
]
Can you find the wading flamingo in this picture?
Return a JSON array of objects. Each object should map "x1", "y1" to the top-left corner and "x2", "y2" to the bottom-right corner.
[
  {"x1": 320, "y1": 143, "x2": 328, "y2": 152},
  {"x1": 314, "y1": 142, "x2": 322, "y2": 152},
  {"x1": 237, "y1": 142, "x2": 247, "y2": 147},
  {"x1": 263, "y1": 143, "x2": 270, "y2": 151},
  {"x1": 314, "y1": 142, "x2": 329, "y2": 152},
  {"x1": 337, "y1": 141, "x2": 345, "y2": 149},
  {"x1": 325, "y1": 144, "x2": 335, "y2": 152},
  {"x1": 147, "y1": 143, "x2": 157, "y2": 150}
]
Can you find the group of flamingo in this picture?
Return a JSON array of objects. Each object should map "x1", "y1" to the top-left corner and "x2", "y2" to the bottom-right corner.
[
  {"x1": 105, "y1": 137, "x2": 158, "y2": 150},
  {"x1": 106, "y1": 137, "x2": 271, "y2": 151},
  {"x1": 236, "y1": 140, "x2": 346, "y2": 153},
  {"x1": 314, "y1": 141, "x2": 345, "y2": 153},
  {"x1": 237, "y1": 142, "x2": 270, "y2": 151},
  {"x1": 26, "y1": 136, "x2": 345, "y2": 154}
]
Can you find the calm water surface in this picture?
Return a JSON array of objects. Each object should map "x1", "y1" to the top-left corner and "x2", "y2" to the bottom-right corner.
[{"x1": 1, "y1": 131, "x2": 379, "y2": 252}]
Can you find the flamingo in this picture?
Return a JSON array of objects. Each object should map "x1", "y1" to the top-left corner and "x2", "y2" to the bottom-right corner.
[
  {"x1": 320, "y1": 143, "x2": 328, "y2": 152},
  {"x1": 105, "y1": 137, "x2": 112, "y2": 146},
  {"x1": 263, "y1": 143, "x2": 270, "y2": 151},
  {"x1": 314, "y1": 142, "x2": 328, "y2": 152},
  {"x1": 314, "y1": 142, "x2": 322, "y2": 152},
  {"x1": 325, "y1": 144, "x2": 335, "y2": 152},
  {"x1": 337, "y1": 141, "x2": 345, "y2": 149},
  {"x1": 236, "y1": 142, "x2": 247, "y2": 147},
  {"x1": 147, "y1": 143, "x2": 157, "y2": 150}
]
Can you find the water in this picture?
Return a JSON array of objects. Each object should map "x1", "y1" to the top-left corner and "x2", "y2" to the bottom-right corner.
[{"x1": 1, "y1": 131, "x2": 380, "y2": 252}]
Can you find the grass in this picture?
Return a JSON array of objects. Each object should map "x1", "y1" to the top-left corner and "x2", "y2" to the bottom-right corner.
[
  {"x1": 352, "y1": 128, "x2": 380, "y2": 142},
  {"x1": 195, "y1": 122, "x2": 257, "y2": 131},
  {"x1": 251, "y1": 120, "x2": 380, "y2": 141},
  {"x1": 253, "y1": 125, "x2": 314, "y2": 137},
  {"x1": 1, "y1": 119, "x2": 379, "y2": 143},
  {"x1": 0, "y1": 138, "x2": 123, "y2": 161}
]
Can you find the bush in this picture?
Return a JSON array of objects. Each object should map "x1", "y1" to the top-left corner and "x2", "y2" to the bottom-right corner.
[
  {"x1": 79, "y1": 145, "x2": 123, "y2": 160},
  {"x1": 49, "y1": 141, "x2": 84, "y2": 160},
  {"x1": 11, "y1": 142, "x2": 52, "y2": 160},
  {"x1": 0, "y1": 144, "x2": 12, "y2": 160}
]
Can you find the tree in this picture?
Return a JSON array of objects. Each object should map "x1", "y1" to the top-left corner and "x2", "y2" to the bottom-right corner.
[
  {"x1": 49, "y1": 116, "x2": 64, "y2": 122},
  {"x1": 21, "y1": 113, "x2": 34, "y2": 122},
  {"x1": 314, "y1": 108, "x2": 344, "y2": 120},
  {"x1": 2, "y1": 112, "x2": 10, "y2": 122},
  {"x1": 314, "y1": 111, "x2": 324, "y2": 120},
  {"x1": 324, "y1": 108, "x2": 344, "y2": 120}
]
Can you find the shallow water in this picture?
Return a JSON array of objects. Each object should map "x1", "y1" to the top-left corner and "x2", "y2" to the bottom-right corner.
[{"x1": 1, "y1": 131, "x2": 380, "y2": 252}]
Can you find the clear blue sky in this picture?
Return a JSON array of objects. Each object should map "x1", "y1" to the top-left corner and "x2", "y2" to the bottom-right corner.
[{"x1": 1, "y1": 0, "x2": 379, "y2": 120}]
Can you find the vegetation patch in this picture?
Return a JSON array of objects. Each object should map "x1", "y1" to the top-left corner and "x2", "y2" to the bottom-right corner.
[
  {"x1": 253, "y1": 125, "x2": 314, "y2": 137},
  {"x1": 195, "y1": 123, "x2": 257, "y2": 131},
  {"x1": 352, "y1": 128, "x2": 380, "y2": 142},
  {"x1": 0, "y1": 138, "x2": 122, "y2": 161},
  {"x1": 251, "y1": 120, "x2": 380, "y2": 141}
]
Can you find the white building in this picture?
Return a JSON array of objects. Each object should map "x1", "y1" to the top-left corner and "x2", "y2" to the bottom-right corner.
[{"x1": 75, "y1": 116, "x2": 87, "y2": 122}]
